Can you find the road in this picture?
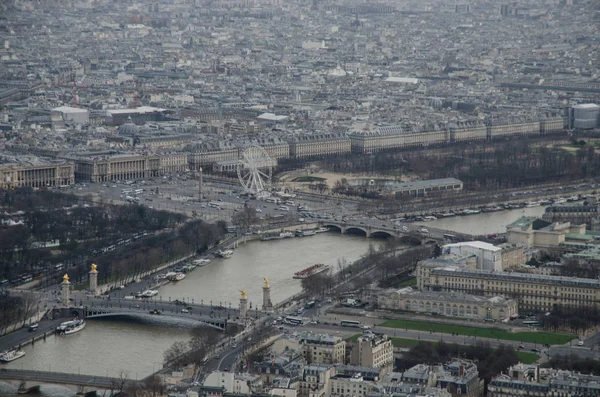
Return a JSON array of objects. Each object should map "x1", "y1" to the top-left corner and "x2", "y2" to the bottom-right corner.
[
  {"x1": 0, "y1": 318, "x2": 65, "y2": 353},
  {"x1": 0, "y1": 368, "x2": 140, "y2": 388},
  {"x1": 78, "y1": 296, "x2": 238, "y2": 321},
  {"x1": 73, "y1": 178, "x2": 340, "y2": 223}
]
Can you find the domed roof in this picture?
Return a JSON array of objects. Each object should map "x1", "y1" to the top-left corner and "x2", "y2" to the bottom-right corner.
[{"x1": 118, "y1": 116, "x2": 140, "y2": 136}]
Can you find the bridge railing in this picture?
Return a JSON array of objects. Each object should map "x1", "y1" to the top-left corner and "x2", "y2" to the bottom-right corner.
[{"x1": 0, "y1": 368, "x2": 139, "y2": 386}]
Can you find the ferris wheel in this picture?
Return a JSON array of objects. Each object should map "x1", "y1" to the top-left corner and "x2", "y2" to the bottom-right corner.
[{"x1": 237, "y1": 145, "x2": 273, "y2": 198}]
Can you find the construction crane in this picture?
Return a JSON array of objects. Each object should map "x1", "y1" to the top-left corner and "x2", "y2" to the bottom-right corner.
[
  {"x1": 122, "y1": 80, "x2": 142, "y2": 108},
  {"x1": 45, "y1": 82, "x2": 89, "y2": 108}
]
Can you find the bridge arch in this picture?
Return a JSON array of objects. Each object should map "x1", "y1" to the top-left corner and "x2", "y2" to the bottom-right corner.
[
  {"x1": 345, "y1": 227, "x2": 368, "y2": 237},
  {"x1": 370, "y1": 230, "x2": 394, "y2": 238},
  {"x1": 323, "y1": 224, "x2": 342, "y2": 233},
  {"x1": 84, "y1": 311, "x2": 227, "y2": 331}
]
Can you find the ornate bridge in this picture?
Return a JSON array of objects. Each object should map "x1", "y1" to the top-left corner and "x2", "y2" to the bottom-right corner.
[
  {"x1": 319, "y1": 220, "x2": 474, "y2": 241},
  {"x1": 321, "y1": 222, "x2": 399, "y2": 238},
  {"x1": 54, "y1": 299, "x2": 235, "y2": 331}
]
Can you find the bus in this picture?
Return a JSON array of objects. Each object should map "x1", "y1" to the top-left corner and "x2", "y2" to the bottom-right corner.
[
  {"x1": 523, "y1": 320, "x2": 540, "y2": 327},
  {"x1": 340, "y1": 320, "x2": 362, "y2": 328},
  {"x1": 208, "y1": 202, "x2": 221, "y2": 209},
  {"x1": 443, "y1": 234, "x2": 458, "y2": 241},
  {"x1": 284, "y1": 316, "x2": 304, "y2": 326},
  {"x1": 265, "y1": 197, "x2": 281, "y2": 204},
  {"x1": 122, "y1": 189, "x2": 132, "y2": 194},
  {"x1": 134, "y1": 189, "x2": 144, "y2": 195}
]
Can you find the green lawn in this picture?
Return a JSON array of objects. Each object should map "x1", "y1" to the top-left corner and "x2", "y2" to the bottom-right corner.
[
  {"x1": 292, "y1": 176, "x2": 326, "y2": 182},
  {"x1": 390, "y1": 337, "x2": 421, "y2": 348},
  {"x1": 397, "y1": 278, "x2": 417, "y2": 288},
  {"x1": 380, "y1": 319, "x2": 573, "y2": 345},
  {"x1": 516, "y1": 352, "x2": 539, "y2": 364},
  {"x1": 348, "y1": 334, "x2": 540, "y2": 363}
]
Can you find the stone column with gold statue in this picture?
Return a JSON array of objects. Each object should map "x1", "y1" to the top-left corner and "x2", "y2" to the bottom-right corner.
[
  {"x1": 89, "y1": 263, "x2": 98, "y2": 295},
  {"x1": 262, "y1": 277, "x2": 273, "y2": 312},
  {"x1": 239, "y1": 290, "x2": 248, "y2": 319},
  {"x1": 61, "y1": 273, "x2": 71, "y2": 307}
]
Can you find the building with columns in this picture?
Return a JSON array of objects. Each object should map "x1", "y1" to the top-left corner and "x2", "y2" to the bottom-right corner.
[
  {"x1": 378, "y1": 287, "x2": 518, "y2": 322},
  {"x1": 0, "y1": 161, "x2": 75, "y2": 188},
  {"x1": 70, "y1": 152, "x2": 187, "y2": 182}
]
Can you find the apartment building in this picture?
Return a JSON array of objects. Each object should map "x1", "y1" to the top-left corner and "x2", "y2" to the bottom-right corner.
[
  {"x1": 378, "y1": 287, "x2": 518, "y2": 321},
  {"x1": 349, "y1": 333, "x2": 393, "y2": 369},
  {"x1": 394, "y1": 360, "x2": 484, "y2": 397},
  {"x1": 203, "y1": 371, "x2": 262, "y2": 394},
  {"x1": 289, "y1": 134, "x2": 351, "y2": 158},
  {"x1": 0, "y1": 161, "x2": 75, "y2": 188},
  {"x1": 330, "y1": 374, "x2": 377, "y2": 397},
  {"x1": 349, "y1": 127, "x2": 448, "y2": 154},
  {"x1": 420, "y1": 265, "x2": 600, "y2": 311},
  {"x1": 189, "y1": 147, "x2": 239, "y2": 170},
  {"x1": 488, "y1": 365, "x2": 600, "y2": 397},
  {"x1": 297, "y1": 364, "x2": 335, "y2": 397},
  {"x1": 300, "y1": 334, "x2": 346, "y2": 365},
  {"x1": 497, "y1": 244, "x2": 526, "y2": 270}
]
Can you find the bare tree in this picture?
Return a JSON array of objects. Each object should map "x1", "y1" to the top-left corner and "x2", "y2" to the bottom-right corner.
[
  {"x1": 109, "y1": 370, "x2": 130, "y2": 393},
  {"x1": 231, "y1": 206, "x2": 259, "y2": 232},
  {"x1": 188, "y1": 327, "x2": 221, "y2": 366},
  {"x1": 163, "y1": 341, "x2": 189, "y2": 370}
]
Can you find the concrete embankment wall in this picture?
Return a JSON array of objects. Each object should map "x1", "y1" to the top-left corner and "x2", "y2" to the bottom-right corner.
[
  {"x1": 0, "y1": 309, "x2": 48, "y2": 337},
  {"x1": 228, "y1": 222, "x2": 321, "y2": 246},
  {"x1": 95, "y1": 253, "x2": 196, "y2": 295}
]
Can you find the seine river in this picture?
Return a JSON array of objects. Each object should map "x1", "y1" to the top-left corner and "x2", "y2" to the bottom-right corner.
[
  {"x1": 0, "y1": 205, "x2": 551, "y2": 396},
  {"x1": 0, "y1": 233, "x2": 378, "y2": 396},
  {"x1": 417, "y1": 205, "x2": 548, "y2": 235}
]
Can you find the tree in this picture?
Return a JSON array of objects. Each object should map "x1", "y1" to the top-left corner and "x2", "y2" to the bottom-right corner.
[
  {"x1": 138, "y1": 375, "x2": 165, "y2": 397},
  {"x1": 109, "y1": 370, "x2": 130, "y2": 393},
  {"x1": 300, "y1": 271, "x2": 334, "y2": 297},
  {"x1": 231, "y1": 206, "x2": 259, "y2": 232},
  {"x1": 163, "y1": 341, "x2": 189, "y2": 370},
  {"x1": 188, "y1": 327, "x2": 220, "y2": 366}
]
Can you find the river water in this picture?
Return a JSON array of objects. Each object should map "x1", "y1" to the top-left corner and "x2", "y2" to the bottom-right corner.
[
  {"x1": 417, "y1": 205, "x2": 548, "y2": 235},
  {"x1": 0, "y1": 234, "x2": 378, "y2": 396}
]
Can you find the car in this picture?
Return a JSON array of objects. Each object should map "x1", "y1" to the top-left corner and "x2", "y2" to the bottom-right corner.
[
  {"x1": 531, "y1": 348, "x2": 540, "y2": 353},
  {"x1": 578, "y1": 340, "x2": 585, "y2": 346},
  {"x1": 232, "y1": 344, "x2": 238, "y2": 348},
  {"x1": 518, "y1": 344, "x2": 525, "y2": 349},
  {"x1": 181, "y1": 309, "x2": 189, "y2": 313},
  {"x1": 420, "y1": 228, "x2": 429, "y2": 234}
]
